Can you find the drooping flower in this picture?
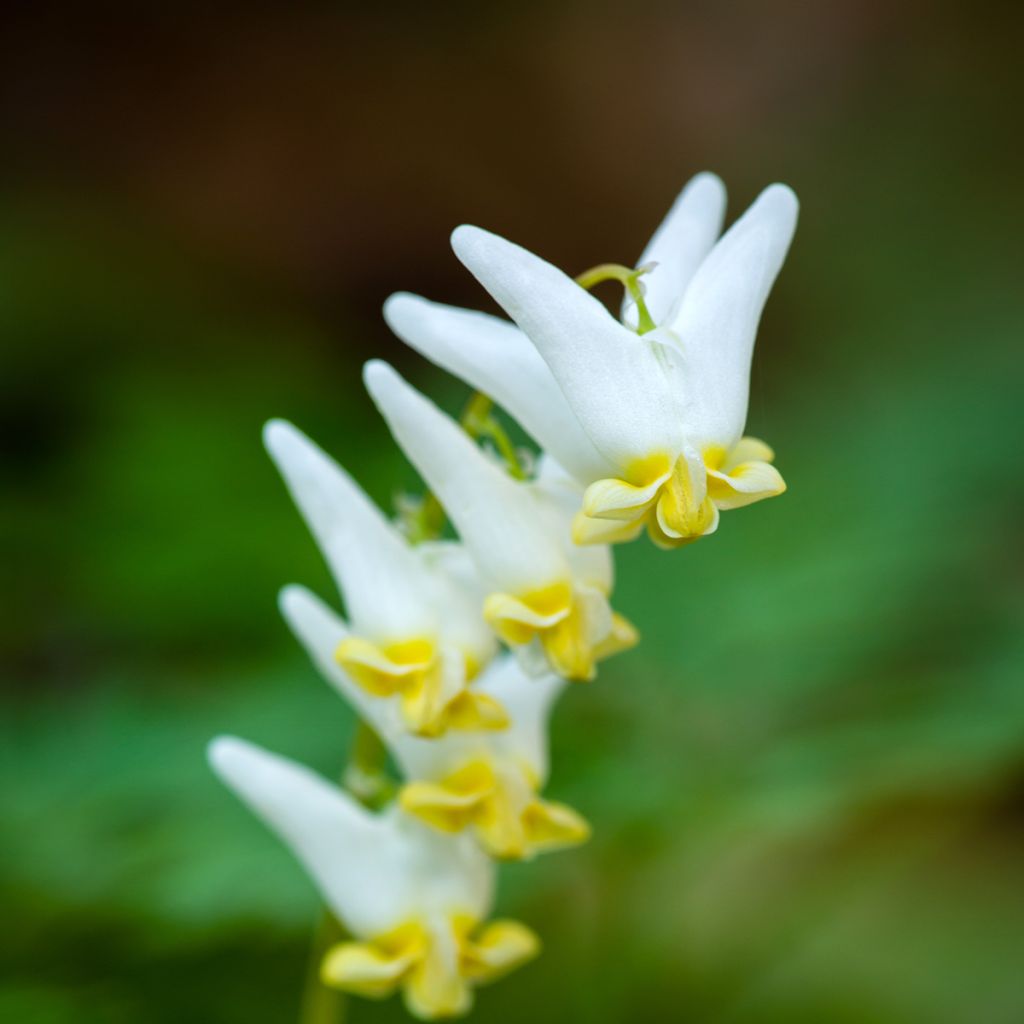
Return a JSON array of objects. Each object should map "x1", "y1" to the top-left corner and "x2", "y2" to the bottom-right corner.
[
  {"x1": 209, "y1": 737, "x2": 538, "y2": 1019},
  {"x1": 363, "y1": 360, "x2": 637, "y2": 682},
  {"x1": 439, "y1": 173, "x2": 798, "y2": 548},
  {"x1": 264, "y1": 419, "x2": 503, "y2": 737},
  {"x1": 281, "y1": 584, "x2": 590, "y2": 859}
]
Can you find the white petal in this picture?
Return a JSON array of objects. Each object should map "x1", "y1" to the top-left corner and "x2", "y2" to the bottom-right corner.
[
  {"x1": 384, "y1": 292, "x2": 614, "y2": 483},
  {"x1": 363, "y1": 360, "x2": 569, "y2": 595},
  {"x1": 209, "y1": 736, "x2": 390, "y2": 933},
  {"x1": 209, "y1": 738, "x2": 493, "y2": 934},
  {"x1": 413, "y1": 542, "x2": 497, "y2": 669},
  {"x1": 671, "y1": 183, "x2": 799, "y2": 447},
  {"x1": 383, "y1": 653, "x2": 563, "y2": 786},
  {"x1": 263, "y1": 420, "x2": 436, "y2": 640},
  {"x1": 531, "y1": 459, "x2": 614, "y2": 594},
  {"x1": 623, "y1": 172, "x2": 727, "y2": 329},
  {"x1": 451, "y1": 225, "x2": 682, "y2": 469},
  {"x1": 477, "y1": 654, "x2": 564, "y2": 784}
]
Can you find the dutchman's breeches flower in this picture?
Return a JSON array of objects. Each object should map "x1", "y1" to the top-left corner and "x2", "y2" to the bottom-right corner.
[
  {"x1": 364, "y1": 360, "x2": 637, "y2": 682},
  {"x1": 264, "y1": 419, "x2": 503, "y2": 737},
  {"x1": 208, "y1": 170, "x2": 799, "y2": 1022},
  {"x1": 209, "y1": 738, "x2": 538, "y2": 1018},
  {"x1": 281, "y1": 585, "x2": 590, "y2": 860},
  {"x1": 425, "y1": 173, "x2": 798, "y2": 548}
]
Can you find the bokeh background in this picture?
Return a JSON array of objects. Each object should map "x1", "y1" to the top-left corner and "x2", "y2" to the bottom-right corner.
[{"x1": 3, "y1": 3, "x2": 1023, "y2": 1022}]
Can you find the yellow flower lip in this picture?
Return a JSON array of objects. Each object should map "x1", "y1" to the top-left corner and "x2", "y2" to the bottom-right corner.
[
  {"x1": 335, "y1": 635, "x2": 509, "y2": 738},
  {"x1": 483, "y1": 581, "x2": 635, "y2": 682},
  {"x1": 574, "y1": 437, "x2": 786, "y2": 549},
  {"x1": 399, "y1": 757, "x2": 590, "y2": 861},
  {"x1": 321, "y1": 914, "x2": 540, "y2": 1019}
]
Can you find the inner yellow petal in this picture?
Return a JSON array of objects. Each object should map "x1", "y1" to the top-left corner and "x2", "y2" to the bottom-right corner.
[
  {"x1": 321, "y1": 923, "x2": 426, "y2": 998},
  {"x1": 723, "y1": 435, "x2": 775, "y2": 469},
  {"x1": 324, "y1": 915, "x2": 537, "y2": 1019},
  {"x1": 397, "y1": 662, "x2": 448, "y2": 737},
  {"x1": 483, "y1": 581, "x2": 573, "y2": 646},
  {"x1": 336, "y1": 635, "x2": 437, "y2": 697},
  {"x1": 461, "y1": 921, "x2": 541, "y2": 983},
  {"x1": 442, "y1": 691, "x2": 510, "y2": 733},
  {"x1": 400, "y1": 761, "x2": 496, "y2": 834},
  {"x1": 539, "y1": 601, "x2": 597, "y2": 682},
  {"x1": 656, "y1": 455, "x2": 716, "y2": 540},
  {"x1": 592, "y1": 612, "x2": 640, "y2": 661},
  {"x1": 522, "y1": 798, "x2": 591, "y2": 852},
  {"x1": 404, "y1": 925, "x2": 472, "y2": 1020}
]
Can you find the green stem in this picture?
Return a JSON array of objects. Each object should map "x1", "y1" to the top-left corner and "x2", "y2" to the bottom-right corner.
[
  {"x1": 343, "y1": 721, "x2": 395, "y2": 811},
  {"x1": 460, "y1": 393, "x2": 527, "y2": 480},
  {"x1": 400, "y1": 390, "x2": 526, "y2": 544},
  {"x1": 300, "y1": 912, "x2": 348, "y2": 1024},
  {"x1": 575, "y1": 262, "x2": 656, "y2": 334}
]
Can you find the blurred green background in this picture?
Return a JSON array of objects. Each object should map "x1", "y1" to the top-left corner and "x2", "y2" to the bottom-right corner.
[{"x1": 3, "y1": 3, "x2": 1023, "y2": 1022}]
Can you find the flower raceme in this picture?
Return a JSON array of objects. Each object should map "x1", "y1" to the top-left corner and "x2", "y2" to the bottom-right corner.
[
  {"x1": 208, "y1": 172, "x2": 798, "y2": 1021},
  {"x1": 281, "y1": 584, "x2": 589, "y2": 860},
  {"x1": 389, "y1": 173, "x2": 798, "y2": 548},
  {"x1": 208, "y1": 738, "x2": 538, "y2": 1018},
  {"x1": 264, "y1": 419, "x2": 503, "y2": 738},
  {"x1": 363, "y1": 360, "x2": 638, "y2": 683}
]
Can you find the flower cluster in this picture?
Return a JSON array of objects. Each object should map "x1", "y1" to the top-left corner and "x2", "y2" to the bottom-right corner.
[{"x1": 209, "y1": 172, "x2": 798, "y2": 1019}]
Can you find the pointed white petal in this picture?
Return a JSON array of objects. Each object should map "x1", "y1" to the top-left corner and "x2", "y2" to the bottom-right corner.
[
  {"x1": 363, "y1": 361, "x2": 568, "y2": 595},
  {"x1": 209, "y1": 737, "x2": 493, "y2": 934},
  {"x1": 671, "y1": 183, "x2": 799, "y2": 446},
  {"x1": 383, "y1": 653, "x2": 563, "y2": 787},
  {"x1": 208, "y1": 736, "x2": 392, "y2": 933},
  {"x1": 412, "y1": 542, "x2": 497, "y2": 670},
  {"x1": 390, "y1": 810, "x2": 494, "y2": 923},
  {"x1": 384, "y1": 292, "x2": 614, "y2": 483},
  {"x1": 264, "y1": 419, "x2": 435, "y2": 640},
  {"x1": 531, "y1": 459, "x2": 614, "y2": 594},
  {"x1": 476, "y1": 654, "x2": 564, "y2": 784},
  {"x1": 623, "y1": 172, "x2": 727, "y2": 329},
  {"x1": 451, "y1": 225, "x2": 681, "y2": 469}
]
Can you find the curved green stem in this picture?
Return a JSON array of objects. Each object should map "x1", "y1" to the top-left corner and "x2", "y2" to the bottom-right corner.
[
  {"x1": 300, "y1": 912, "x2": 348, "y2": 1024},
  {"x1": 575, "y1": 262, "x2": 656, "y2": 335},
  {"x1": 399, "y1": 390, "x2": 526, "y2": 544},
  {"x1": 460, "y1": 392, "x2": 527, "y2": 481}
]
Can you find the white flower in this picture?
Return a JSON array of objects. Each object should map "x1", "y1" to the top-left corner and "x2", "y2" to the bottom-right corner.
[
  {"x1": 281, "y1": 584, "x2": 590, "y2": 860},
  {"x1": 432, "y1": 173, "x2": 798, "y2": 548},
  {"x1": 264, "y1": 419, "x2": 502, "y2": 737},
  {"x1": 209, "y1": 737, "x2": 538, "y2": 1019},
  {"x1": 362, "y1": 361, "x2": 637, "y2": 682}
]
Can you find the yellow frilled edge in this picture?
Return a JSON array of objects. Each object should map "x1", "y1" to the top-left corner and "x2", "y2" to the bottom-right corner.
[
  {"x1": 321, "y1": 915, "x2": 540, "y2": 1020},
  {"x1": 399, "y1": 757, "x2": 590, "y2": 860},
  {"x1": 335, "y1": 636, "x2": 509, "y2": 738},
  {"x1": 573, "y1": 437, "x2": 786, "y2": 550},
  {"x1": 482, "y1": 580, "x2": 638, "y2": 682}
]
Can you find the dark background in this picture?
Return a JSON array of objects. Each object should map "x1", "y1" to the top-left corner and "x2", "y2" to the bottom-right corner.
[{"x1": 3, "y1": 3, "x2": 1023, "y2": 1022}]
